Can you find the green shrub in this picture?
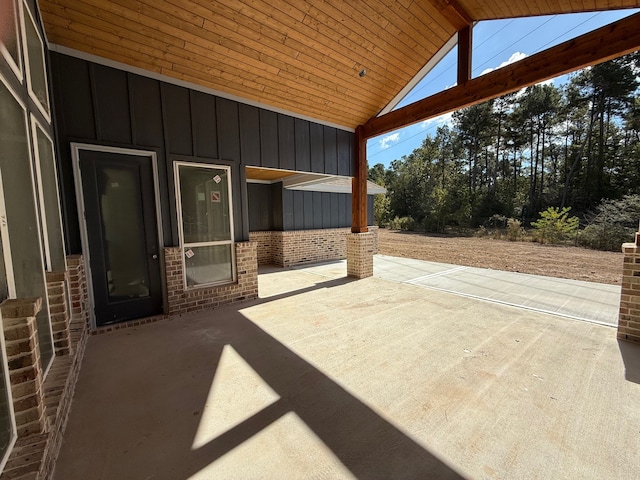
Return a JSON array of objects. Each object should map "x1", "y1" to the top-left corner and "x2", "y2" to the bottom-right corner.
[{"x1": 531, "y1": 207, "x2": 579, "y2": 244}]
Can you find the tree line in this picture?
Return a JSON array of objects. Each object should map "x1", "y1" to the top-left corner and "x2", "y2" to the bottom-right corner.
[{"x1": 369, "y1": 52, "x2": 640, "y2": 242}]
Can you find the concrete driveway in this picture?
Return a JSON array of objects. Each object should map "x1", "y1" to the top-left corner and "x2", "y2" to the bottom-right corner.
[
  {"x1": 306, "y1": 255, "x2": 621, "y2": 326},
  {"x1": 54, "y1": 257, "x2": 639, "y2": 479}
]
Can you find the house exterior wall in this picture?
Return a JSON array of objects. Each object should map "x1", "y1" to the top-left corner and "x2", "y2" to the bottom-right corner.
[
  {"x1": 49, "y1": 53, "x2": 355, "y2": 255},
  {"x1": 248, "y1": 183, "x2": 375, "y2": 231}
]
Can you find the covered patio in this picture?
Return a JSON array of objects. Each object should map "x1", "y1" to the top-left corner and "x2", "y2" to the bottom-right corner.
[{"x1": 54, "y1": 259, "x2": 640, "y2": 479}]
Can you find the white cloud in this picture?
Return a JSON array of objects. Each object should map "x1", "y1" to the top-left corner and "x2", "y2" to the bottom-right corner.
[
  {"x1": 420, "y1": 111, "x2": 453, "y2": 129},
  {"x1": 379, "y1": 133, "x2": 400, "y2": 149},
  {"x1": 480, "y1": 51, "x2": 528, "y2": 76}
]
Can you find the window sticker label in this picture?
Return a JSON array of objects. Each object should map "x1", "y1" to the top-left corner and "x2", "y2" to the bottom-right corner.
[
  {"x1": 211, "y1": 191, "x2": 221, "y2": 202},
  {"x1": 213, "y1": 174, "x2": 221, "y2": 184},
  {"x1": 185, "y1": 249, "x2": 195, "y2": 259}
]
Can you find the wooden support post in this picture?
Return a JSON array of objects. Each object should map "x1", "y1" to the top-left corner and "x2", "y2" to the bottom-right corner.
[
  {"x1": 457, "y1": 25, "x2": 472, "y2": 86},
  {"x1": 352, "y1": 125, "x2": 368, "y2": 233}
]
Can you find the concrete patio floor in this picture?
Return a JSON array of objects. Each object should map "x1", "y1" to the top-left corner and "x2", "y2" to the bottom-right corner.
[{"x1": 54, "y1": 257, "x2": 640, "y2": 479}]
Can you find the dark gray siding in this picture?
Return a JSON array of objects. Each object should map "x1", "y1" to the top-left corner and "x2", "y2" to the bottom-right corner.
[
  {"x1": 248, "y1": 186, "x2": 375, "y2": 231},
  {"x1": 49, "y1": 53, "x2": 355, "y2": 253}
]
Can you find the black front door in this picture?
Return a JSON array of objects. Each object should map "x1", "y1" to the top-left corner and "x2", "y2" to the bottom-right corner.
[{"x1": 80, "y1": 150, "x2": 163, "y2": 326}]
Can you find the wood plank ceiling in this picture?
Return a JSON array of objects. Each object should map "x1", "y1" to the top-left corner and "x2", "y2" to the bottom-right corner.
[{"x1": 39, "y1": 0, "x2": 640, "y2": 130}]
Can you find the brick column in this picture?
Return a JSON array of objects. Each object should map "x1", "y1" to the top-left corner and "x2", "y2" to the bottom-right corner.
[
  {"x1": 46, "y1": 271, "x2": 71, "y2": 356},
  {"x1": 619, "y1": 242, "x2": 640, "y2": 343},
  {"x1": 347, "y1": 232, "x2": 374, "y2": 278},
  {"x1": 1, "y1": 298, "x2": 48, "y2": 436}
]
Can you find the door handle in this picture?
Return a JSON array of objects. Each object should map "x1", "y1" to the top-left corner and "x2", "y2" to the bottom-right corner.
[{"x1": 152, "y1": 254, "x2": 158, "y2": 259}]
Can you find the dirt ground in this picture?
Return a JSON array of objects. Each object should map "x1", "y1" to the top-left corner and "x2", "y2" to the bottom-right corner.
[{"x1": 377, "y1": 229, "x2": 624, "y2": 285}]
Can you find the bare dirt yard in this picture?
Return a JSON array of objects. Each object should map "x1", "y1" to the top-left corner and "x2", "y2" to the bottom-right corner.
[{"x1": 377, "y1": 229, "x2": 623, "y2": 285}]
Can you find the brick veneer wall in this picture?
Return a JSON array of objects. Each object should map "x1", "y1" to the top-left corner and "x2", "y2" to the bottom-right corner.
[
  {"x1": 164, "y1": 242, "x2": 258, "y2": 316},
  {"x1": 619, "y1": 242, "x2": 640, "y2": 343},
  {"x1": 1, "y1": 256, "x2": 90, "y2": 480},
  {"x1": 45, "y1": 272, "x2": 71, "y2": 356},
  {"x1": 249, "y1": 227, "x2": 378, "y2": 267},
  {"x1": 1, "y1": 298, "x2": 48, "y2": 438}
]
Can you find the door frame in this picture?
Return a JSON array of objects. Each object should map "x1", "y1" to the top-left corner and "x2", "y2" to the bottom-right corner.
[{"x1": 71, "y1": 143, "x2": 166, "y2": 330}]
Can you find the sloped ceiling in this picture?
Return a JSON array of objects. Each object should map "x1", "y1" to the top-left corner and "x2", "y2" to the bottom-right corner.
[{"x1": 39, "y1": 0, "x2": 640, "y2": 130}]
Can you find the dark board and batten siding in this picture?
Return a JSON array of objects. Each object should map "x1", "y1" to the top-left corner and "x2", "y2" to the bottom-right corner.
[
  {"x1": 49, "y1": 53, "x2": 355, "y2": 254},
  {"x1": 248, "y1": 184, "x2": 374, "y2": 232}
]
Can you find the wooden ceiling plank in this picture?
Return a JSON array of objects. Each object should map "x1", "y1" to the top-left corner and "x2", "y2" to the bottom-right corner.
[
  {"x1": 176, "y1": 42, "x2": 384, "y2": 117},
  {"x1": 47, "y1": 26, "x2": 175, "y2": 73},
  {"x1": 193, "y1": 18, "x2": 396, "y2": 110},
  {"x1": 41, "y1": 1, "x2": 186, "y2": 50},
  {"x1": 195, "y1": 0, "x2": 407, "y2": 95},
  {"x1": 362, "y1": 11, "x2": 640, "y2": 138},
  {"x1": 209, "y1": 0, "x2": 412, "y2": 89},
  {"x1": 289, "y1": 0, "x2": 421, "y2": 79},
  {"x1": 407, "y1": 2, "x2": 459, "y2": 41},
  {"x1": 373, "y1": 0, "x2": 454, "y2": 45},
  {"x1": 45, "y1": 20, "x2": 174, "y2": 70},
  {"x1": 120, "y1": 0, "x2": 397, "y2": 111},
  {"x1": 330, "y1": 0, "x2": 441, "y2": 56}
]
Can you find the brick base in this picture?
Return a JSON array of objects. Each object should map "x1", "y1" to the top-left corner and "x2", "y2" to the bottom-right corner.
[
  {"x1": 164, "y1": 242, "x2": 258, "y2": 316},
  {"x1": 45, "y1": 272, "x2": 71, "y2": 356},
  {"x1": 619, "y1": 243, "x2": 640, "y2": 343},
  {"x1": 1, "y1": 256, "x2": 90, "y2": 480},
  {"x1": 250, "y1": 227, "x2": 378, "y2": 267},
  {"x1": 1, "y1": 298, "x2": 48, "y2": 438},
  {"x1": 347, "y1": 232, "x2": 374, "y2": 279}
]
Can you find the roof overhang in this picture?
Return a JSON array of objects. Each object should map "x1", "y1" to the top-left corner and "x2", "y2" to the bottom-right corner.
[{"x1": 38, "y1": 1, "x2": 640, "y2": 132}]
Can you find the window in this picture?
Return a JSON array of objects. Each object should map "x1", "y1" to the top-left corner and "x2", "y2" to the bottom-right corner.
[
  {"x1": 0, "y1": 75, "x2": 54, "y2": 372},
  {"x1": 21, "y1": 2, "x2": 49, "y2": 121},
  {"x1": 0, "y1": 0, "x2": 23, "y2": 81},
  {"x1": 31, "y1": 116, "x2": 66, "y2": 272},
  {"x1": 175, "y1": 163, "x2": 235, "y2": 287}
]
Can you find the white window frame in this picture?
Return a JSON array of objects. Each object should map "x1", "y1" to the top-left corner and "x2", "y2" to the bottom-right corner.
[
  {"x1": 0, "y1": 0, "x2": 24, "y2": 82},
  {"x1": 174, "y1": 161, "x2": 236, "y2": 289},
  {"x1": 0, "y1": 71, "x2": 55, "y2": 376},
  {"x1": 0, "y1": 170, "x2": 16, "y2": 300},
  {"x1": 30, "y1": 115, "x2": 66, "y2": 272},
  {"x1": 20, "y1": 1, "x2": 50, "y2": 122}
]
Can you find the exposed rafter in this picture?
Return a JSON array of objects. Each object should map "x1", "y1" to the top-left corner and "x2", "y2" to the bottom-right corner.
[
  {"x1": 429, "y1": 0, "x2": 473, "y2": 30},
  {"x1": 362, "y1": 12, "x2": 640, "y2": 139}
]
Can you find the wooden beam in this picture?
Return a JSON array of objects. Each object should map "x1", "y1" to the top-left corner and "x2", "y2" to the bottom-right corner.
[
  {"x1": 428, "y1": 0, "x2": 473, "y2": 30},
  {"x1": 362, "y1": 12, "x2": 640, "y2": 140},
  {"x1": 352, "y1": 126, "x2": 368, "y2": 233},
  {"x1": 457, "y1": 25, "x2": 472, "y2": 86}
]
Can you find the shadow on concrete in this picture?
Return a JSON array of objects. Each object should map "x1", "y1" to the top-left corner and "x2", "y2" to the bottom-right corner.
[
  {"x1": 618, "y1": 339, "x2": 640, "y2": 384},
  {"x1": 54, "y1": 276, "x2": 464, "y2": 480}
]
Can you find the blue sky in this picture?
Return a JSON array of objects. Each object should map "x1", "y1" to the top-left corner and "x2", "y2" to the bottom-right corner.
[{"x1": 367, "y1": 9, "x2": 640, "y2": 169}]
